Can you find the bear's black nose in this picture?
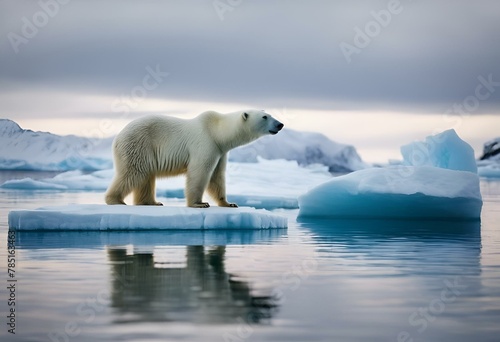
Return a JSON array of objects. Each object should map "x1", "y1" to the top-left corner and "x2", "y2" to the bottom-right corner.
[{"x1": 276, "y1": 123, "x2": 284, "y2": 131}]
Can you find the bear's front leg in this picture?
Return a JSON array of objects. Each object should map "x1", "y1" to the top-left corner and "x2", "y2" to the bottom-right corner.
[
  {"x1": 207, "y1": 154, "x2": 238, "y2": 208},
  {"x1": 185, "y1": 164, "x2": 213, "y2": 208}
]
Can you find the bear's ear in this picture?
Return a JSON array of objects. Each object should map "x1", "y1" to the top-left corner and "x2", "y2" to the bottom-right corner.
[{"x1": 242, "y1": 112, "x2": 249, "y2": 121}]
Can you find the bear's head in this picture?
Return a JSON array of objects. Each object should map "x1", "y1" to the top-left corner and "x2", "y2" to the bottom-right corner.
[{"x1": 241, "y1": 109, "x2": 284, "y2": 137}]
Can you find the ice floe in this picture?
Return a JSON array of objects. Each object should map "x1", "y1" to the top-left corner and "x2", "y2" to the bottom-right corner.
[
  {"x1": 298, "y1": 129, "x2": 482, "y2": 220},
  {"x1": 8, "y1": 204, "x2": 287, "y2": 231}
]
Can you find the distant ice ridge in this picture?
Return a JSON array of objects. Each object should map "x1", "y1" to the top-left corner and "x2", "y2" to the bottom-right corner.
[
  {"x1": 477, "y1": 137, "x2": 500, "y2": 178},
  {"x1": 230, "y1": 129, "x2": 367, "y2": 172},
  {"x1": 0, "y1": 119, "x2": 365, "y2": 172},
  {"x1": 1, "y1": 169, "x2": 113, "y2": 190},
  {"x1": 8, "y1": 205, "x2": 287, "y2": 230},
  {"x1": 1, "y1": 159, "x2": 332, "y2": 210},
  {"x1": 477, "y1": 162, "x2": 500, "y2": 178},
  {"x1": 0, "y1": 119, "x2": 113, "y2": 171},
  {"x1": 479, "y1": 137, "x2": 500, "y2": 162},
  {"x1": 299, "y1": 129, "x2": 482, "y2": 220}
]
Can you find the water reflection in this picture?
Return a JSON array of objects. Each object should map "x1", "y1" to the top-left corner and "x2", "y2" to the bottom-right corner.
[
  {"x1": 107, "y1": 246, "x2": 278, "y2": 324},
  {"x1": 299, "y1": 218, "x2": 482, "y2": 276},
  {"x1": 300, "y1": 218, "x2": 481, "y2": 240}
]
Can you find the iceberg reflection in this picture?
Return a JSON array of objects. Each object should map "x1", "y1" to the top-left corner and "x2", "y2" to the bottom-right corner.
[
  {"x1": 299, "y1": 218, "x2": 481, "y2": 276},
  {"x1": 14, "y1": 229, "x2": 287, "y2": 250}
]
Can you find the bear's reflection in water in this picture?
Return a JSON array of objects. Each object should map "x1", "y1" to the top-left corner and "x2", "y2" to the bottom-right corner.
[{"x1": 107, "y1": 246, "x2": 277, "y2": 324}]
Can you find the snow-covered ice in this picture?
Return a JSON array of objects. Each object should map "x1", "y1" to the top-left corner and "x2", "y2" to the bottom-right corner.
[
  {"x1": 477, "y1": 136, "x2": 500, "y2": 178},
  {"x1": 477, "y1": 161, "x2": 500, "y2": 178},
  {"x1": 0, "y1": 170, "x2": 113, "y2": 190},
  {"x1": 0, "y1": 169, "x2": 115, "y2": 191},
  {"x1": 8, "y1": 205, "x2": 287, "y2": 231},
  {"x1": 0, "y1": 178, "x2": 67, "y2": 190},
  {"x1": 299, "y1": 129, "x2": 483, "y2": 220},
  {"x1": 2, "y1": 159, "x2": 332, "y2": 209}
]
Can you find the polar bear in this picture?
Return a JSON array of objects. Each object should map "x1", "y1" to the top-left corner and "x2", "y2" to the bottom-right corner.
[{"x1": 105, "y1": 109, "x2": 284, "y2": 208}]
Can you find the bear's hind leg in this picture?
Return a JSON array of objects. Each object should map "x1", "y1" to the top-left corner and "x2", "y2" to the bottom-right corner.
[
  {"x1": 105, "y1": 176, "x2": 131, "y2": 205},
  {"x1": 133, "y1": 175, "x2": 162, "y2": 206}
]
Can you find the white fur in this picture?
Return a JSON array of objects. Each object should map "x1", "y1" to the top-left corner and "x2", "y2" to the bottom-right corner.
[{"x1": 105, "y1": 109, "x2": 283, "y2": 207}]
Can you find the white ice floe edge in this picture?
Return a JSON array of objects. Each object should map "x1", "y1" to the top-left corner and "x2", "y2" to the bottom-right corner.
[
  {"x1": 477, "y1": 162, "x2": 500, "y2": 178},
  {"x1": 8, "y1": 205, "x2": 288, "y2": 231}
]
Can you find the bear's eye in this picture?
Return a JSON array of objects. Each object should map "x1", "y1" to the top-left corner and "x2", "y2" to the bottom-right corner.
[{"x1": 262, "y1": 116, "x2": 268, "y2": 120}]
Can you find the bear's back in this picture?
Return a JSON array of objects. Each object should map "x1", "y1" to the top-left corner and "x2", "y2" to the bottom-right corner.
[{"x1": 118, "y1": 115, "x2": 188, "y2": 143}]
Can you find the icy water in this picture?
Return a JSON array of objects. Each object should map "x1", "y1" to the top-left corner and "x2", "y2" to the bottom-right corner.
[{"x1": 1, "y1": 178, "x2": 499, "y2": 342}]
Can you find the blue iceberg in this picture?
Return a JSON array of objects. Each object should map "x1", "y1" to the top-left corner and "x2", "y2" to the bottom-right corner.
[{"x1": 298, "y1": 130, "x2": 482, "y2": 220}]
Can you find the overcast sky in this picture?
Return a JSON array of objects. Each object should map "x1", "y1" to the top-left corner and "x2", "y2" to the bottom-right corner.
[{"x1": 1, "y1": 0, "x2": 499, "y2": 161}]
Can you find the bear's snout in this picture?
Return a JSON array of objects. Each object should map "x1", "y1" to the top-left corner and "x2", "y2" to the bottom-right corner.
[{"x1": 269, "y1": 121, "x2": 284, "y2": 135}]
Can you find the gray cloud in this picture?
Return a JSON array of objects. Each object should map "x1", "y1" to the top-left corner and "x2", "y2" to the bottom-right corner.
[{"x1": 1, "y1": 0, "x2": 500, "y2": 114}]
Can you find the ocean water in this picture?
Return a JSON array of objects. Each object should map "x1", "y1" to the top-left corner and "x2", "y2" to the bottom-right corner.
[{"x1": 1, "y1": 175, "x2": 499, "y2": 342}]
